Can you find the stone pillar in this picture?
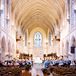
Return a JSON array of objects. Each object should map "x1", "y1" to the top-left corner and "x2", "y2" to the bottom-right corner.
[{"x1": 75, "y1": 48, "x2": 76, "y2": 60}]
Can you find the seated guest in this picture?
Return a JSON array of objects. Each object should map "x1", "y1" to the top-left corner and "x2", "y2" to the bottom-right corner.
[
  {"x1": 0, "y1": 61, "x2": 3, "y2": 67},
  {"x1": 61, "y1": 60, "x2": 71, "y2": 67},
  {"x1": 19, "y1": 62, "x2": 24, "y2": 67},
  {"x1": 66, "y1": 60, "x2": 71, "y2": 66},
  {"x1": 53, "y1": 60, "x2": 59, "y2": 66},
  {"x1": 74, "y1": 60, "x2": 76, "y2": 65},
  {"x1": 43, "y1": 60, "x2": 50, "y2": 68},
  {"x1": 21, "y1": 64, "x2": 32, "y2": 76},
  {"x1": 42, "y1": 68, "x2": 50, "y2": 76}
]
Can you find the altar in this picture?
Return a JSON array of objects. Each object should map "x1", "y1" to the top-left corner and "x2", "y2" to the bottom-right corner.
[{"x1": 33, "y1": 57, "x2": 42, "y2": 64}]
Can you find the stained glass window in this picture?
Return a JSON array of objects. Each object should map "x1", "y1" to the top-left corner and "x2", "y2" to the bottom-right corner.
[{"x1": 34, "y1": 32, "x2": 42, "y2": 48}]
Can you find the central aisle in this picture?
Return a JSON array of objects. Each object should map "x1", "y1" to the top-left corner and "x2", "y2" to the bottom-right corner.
[
  {"x1": 31, "y1": 64, "x2": 43, "y2": 76},
  {"x1": 30, "y1": 64, "x2": 53, "y2": 76}
]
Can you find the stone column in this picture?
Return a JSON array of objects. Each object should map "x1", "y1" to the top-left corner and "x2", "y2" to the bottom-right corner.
[{"x1": 75, "y1": 48, "x2": 76, "y2": 60}]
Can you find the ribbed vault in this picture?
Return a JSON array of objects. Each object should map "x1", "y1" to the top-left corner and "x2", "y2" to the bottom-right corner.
[{"x1": 12, "y1": 0, "x2": 65, "y2": 33}]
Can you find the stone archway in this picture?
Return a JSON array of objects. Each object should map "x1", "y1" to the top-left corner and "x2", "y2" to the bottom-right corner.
[
  {"x1": 29, "y1": 27, "x2": 46, "y2": 60},
  {"x1": 71, "y1": 36, "x2": 76, "y2": 60},
  {"x1": 71, "y1": 36, "x2": 75, "y2": 46}
]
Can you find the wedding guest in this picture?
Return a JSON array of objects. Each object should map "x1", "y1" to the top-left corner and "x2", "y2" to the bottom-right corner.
[{"x1": 21, "y1": 64, "x2": 32, "y2": 76}]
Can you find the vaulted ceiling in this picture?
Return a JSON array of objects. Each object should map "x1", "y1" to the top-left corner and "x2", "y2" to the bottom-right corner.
[{"x1": 11, "y1": 0, "x2": 65, "y2": 33}]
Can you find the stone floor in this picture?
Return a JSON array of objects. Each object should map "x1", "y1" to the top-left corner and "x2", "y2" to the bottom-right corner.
[{"x1": 30, "y1": 64, "x2": 53, "y2": 76}]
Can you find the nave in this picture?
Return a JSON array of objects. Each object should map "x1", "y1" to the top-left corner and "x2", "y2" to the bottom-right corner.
[
  {"x1": 0, "y1": 0, "x2": 76, "y2": 76},
  {"x1": 17, "y1": 62, "x2": 53, "y2": 76},
  {"x1": 31, "y1": 64, "x2": 44, "y2": 76}
]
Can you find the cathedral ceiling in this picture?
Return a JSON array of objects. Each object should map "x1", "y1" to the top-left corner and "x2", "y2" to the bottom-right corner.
[{"x1": 12, "y1": 0, "x2": 65, "y2": 33}]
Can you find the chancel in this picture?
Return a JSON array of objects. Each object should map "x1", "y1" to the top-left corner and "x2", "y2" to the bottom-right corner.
[{"x1": 0, "y1": 0, "x2": 76, "y2": 76}]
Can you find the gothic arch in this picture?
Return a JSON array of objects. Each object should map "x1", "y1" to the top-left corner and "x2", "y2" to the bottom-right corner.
[
  {"x1": 71, "y1": 36, "x2": 76, "y2": 47},
  {"x1": 30, "y1": 27, "x2": 46, "y2": 47},
  {"x1": 34, "y1": 32, "x2": 42, "y2": 48}
]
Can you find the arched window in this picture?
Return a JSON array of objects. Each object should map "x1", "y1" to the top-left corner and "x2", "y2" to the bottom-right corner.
[{"x1": 34, "y1": 32, "x2": 42, "y2": 48}]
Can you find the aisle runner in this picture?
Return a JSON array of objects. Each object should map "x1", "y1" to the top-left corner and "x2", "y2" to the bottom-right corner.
[
  {"x1": 31, "y1": 64, "x2": 43, "y2": 76},
  {"x1": 31, "y1": 64, "x2": 53, "y2": 76}
]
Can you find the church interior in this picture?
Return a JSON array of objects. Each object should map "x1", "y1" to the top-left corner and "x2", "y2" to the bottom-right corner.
[{"x1": 0, "y1": 0, "x2": 76, "y2": 76}]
